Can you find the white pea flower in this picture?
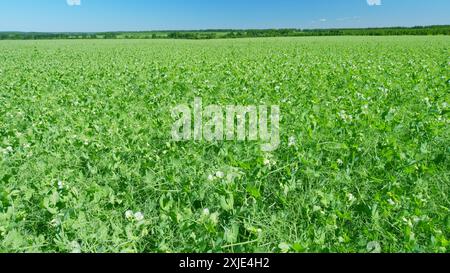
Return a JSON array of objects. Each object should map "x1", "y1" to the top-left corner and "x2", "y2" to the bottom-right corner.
[
  {"x1": 57, "y1": 180, "x2": 64, "y2": 190},
  {"x1": 337, "y1": 159, "x2": 344, "y2": 166},
  {"x1": 134, "y1": 212, "x2": 144, "y2": 222},
  {"x1": 50, "y1": 218, "x2": 61, "y2": 227},
  {"x1": 207, "y1": 174, "x2": 215, "y2": 181},
  {"x1": 347, "y1": 193, "x2": 356, "y2": 203},
  {"x1": 263, "y1": 154, "x2": 275, "y2": 166},
  {"x1": 338, "y1": 110, "x2": 353, "y2": 123},
  {"x1": 70, "y1": 241, "x2": 82, "y2": 254},
  {"x1": 367, "y1": 241, "x2": 381, "y2": 253},
  {"x1": 215, "y1": 171, "x2": 224, "y2": 179},
  {"x1": 362, "y1": 104, "x2": 369, "y2": 114},
  {"x1": 202, "y1": 208, "x2": 210, "y2": 215},
  {"x1": 288, "y1": 136, "x2": 297, "y2": 147},
  {"x1": 125, "y1": 210, "x2": 134, "y2": 220}
]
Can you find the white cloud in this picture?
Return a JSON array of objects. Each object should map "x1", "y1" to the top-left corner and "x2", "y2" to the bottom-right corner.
[
  {"x1": 319, "y1": 19, "x2": 327, "y2": 22},
  {"x1": 337, "y1": 16, "x2": 361, "y2": 22},
  {"x1": 67, "y1": 0, "x2": 81, "y2": 6},
  {"x1": 367, "y1": 0, "x2": 381, "y2": 6}
]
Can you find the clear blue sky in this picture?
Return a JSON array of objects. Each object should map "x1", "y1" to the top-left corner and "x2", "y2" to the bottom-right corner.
[{"x1": 0, "y1": 0, "x2": 449, "y2": 32}]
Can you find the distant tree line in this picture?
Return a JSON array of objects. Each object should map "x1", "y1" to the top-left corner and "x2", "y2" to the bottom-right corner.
[
  {"x1": 1, "y1": 25, "x2": 449, "y2": 40},
  {"x1": 224, "y1": 25, "x2": 450, "y2": 38}
]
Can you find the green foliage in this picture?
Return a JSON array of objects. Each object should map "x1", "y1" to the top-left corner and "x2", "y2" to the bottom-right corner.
[
  {"x1": 0, "y1": 25, "x2": 449, "y2": 40},
  {"x1": 0, "y1": 37, "x2": 449, "y2": 253}
]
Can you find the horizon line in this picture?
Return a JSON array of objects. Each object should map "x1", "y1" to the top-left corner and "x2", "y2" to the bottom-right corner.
[{"x1": 1, "y1": 24, "x2": 449, "y2": 34}]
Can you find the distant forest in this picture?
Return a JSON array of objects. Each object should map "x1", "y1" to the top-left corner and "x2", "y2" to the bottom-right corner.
[{"x1": 1, "y1": 25, "x2": 449, "y2": 40}]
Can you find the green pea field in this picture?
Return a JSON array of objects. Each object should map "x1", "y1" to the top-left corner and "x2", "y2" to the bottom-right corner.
[{"x1": 0, "y1": 36, "x2": 449, "y2": 253}]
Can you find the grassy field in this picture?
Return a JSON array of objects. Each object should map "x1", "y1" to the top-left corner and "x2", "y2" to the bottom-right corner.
[{"x1": 0, "y1": 37, "x2": 449, "y2": 253}]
